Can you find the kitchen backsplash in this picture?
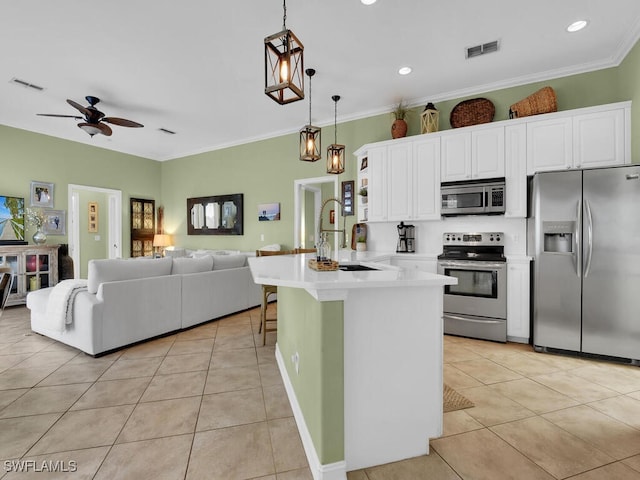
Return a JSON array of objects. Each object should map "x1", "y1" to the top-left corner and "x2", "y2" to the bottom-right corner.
[{"x1": 365, "y1": 217, "x2": 527, "y2": 256}]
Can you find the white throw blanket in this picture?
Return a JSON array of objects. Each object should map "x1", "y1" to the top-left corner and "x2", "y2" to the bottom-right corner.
[{"x1": 45, "y1": 279, "x2": 88, "y2": 332}]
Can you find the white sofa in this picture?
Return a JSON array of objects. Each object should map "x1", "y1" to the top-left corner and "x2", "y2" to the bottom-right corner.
[{"x1": 27, "y1": 253, "x2": 262, "y2": 356}]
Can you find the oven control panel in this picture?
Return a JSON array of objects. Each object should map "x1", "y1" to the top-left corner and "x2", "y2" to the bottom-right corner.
[{"x1": 442, "y1": 232, "x2": 504, "y2": 246}]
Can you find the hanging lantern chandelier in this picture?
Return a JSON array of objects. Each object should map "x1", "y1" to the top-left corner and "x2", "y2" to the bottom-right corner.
[
  {"x1": 327, "y1": 95, "x2": 345, "y2": 174},
  {"x1": 299, "y1": 68, "x2": 321, "y2": 161},
  {"x1": 264, "y1": 0, "x2": 305, "y2": 105}
]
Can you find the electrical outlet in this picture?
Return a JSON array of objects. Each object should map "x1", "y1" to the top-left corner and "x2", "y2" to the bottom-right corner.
[{"x1": 260, "y1": 233, "x2": 265, "y2": 241}]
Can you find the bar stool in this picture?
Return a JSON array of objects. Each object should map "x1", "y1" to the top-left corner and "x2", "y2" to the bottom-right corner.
[{"x1": 255, "y1": 249, "x2": 294, "y2": 345}]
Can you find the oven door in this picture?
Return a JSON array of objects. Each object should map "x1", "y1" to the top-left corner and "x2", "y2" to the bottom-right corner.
[{"x1": 437, "y1": 260, "x2": 507, "y2": 319}]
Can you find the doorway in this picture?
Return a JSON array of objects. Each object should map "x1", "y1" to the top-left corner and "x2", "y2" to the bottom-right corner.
[
  {"x1": 68, "y1": 184, "x2": 122, "y2": 279},
  {"x1": 293, "y1": 176, "x2": 339, "y2": 253}
]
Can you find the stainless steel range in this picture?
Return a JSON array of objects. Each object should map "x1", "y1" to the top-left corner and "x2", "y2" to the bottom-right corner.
[{"x1": 437, "y1": 232, "x2": 507, "y2": 342}]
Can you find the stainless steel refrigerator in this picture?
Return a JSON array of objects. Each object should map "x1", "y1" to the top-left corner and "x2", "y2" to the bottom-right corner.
[{"x1": 528, "y1": 165, "x2": 640, "y2": 363}]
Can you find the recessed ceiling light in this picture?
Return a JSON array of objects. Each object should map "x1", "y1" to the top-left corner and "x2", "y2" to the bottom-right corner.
[
  {"x1": 361, "y1": 0, "x2": 377, "y2": 5},
  {"x1": 567, "y1": 20, "x2": 588, "y2": 33},
  {"x1": 398, "y1": 66, "x2": 412, "y2": 75}
]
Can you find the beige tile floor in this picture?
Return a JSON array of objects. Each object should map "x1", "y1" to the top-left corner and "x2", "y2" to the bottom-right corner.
[{"x1": 1, "y1": 305, "x2": 640, "y2": 479}]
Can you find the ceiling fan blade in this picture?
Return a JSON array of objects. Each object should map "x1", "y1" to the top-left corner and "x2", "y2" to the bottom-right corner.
[
  {"x1": 67, "y1": 99, "x2": 91, "y2": 116},
  {"x1": 102, "y1": 117, "x2": 144, "y2": 128},
  {"x1": 37, "y1": 113, "x2": 83, "y2": 119}
]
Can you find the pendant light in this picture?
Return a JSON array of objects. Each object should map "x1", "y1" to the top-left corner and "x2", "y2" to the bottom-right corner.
[
  {"x1": 299, "y1": 68, "x2": 321, "y2": 161},
  {"x1": 264, "y1": 0, "x2": 304, "y2": 105},
  {"x1": 327, "y1": 95, "x2": 345, "y2": 174}
]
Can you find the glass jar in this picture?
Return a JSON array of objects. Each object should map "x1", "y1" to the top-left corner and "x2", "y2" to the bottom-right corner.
[{"x1": 318, "y1": 232, "x2": 331, "y2": 261}]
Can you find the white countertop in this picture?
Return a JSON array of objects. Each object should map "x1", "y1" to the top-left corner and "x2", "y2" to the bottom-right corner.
[{"x1": 249, "y1": 253, "x2": 455, "y2": 301}]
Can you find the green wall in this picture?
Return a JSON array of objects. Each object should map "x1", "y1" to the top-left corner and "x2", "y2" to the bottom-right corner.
[
  {"x1": 277, "y1": 287, "x2": 344, "y2": 464},
  {"x1": 3, "y1": 39, "x2": 640, "y2": 264},
  {"x1": 0, "y1": 126, "x2": 161, "y2": 258}
]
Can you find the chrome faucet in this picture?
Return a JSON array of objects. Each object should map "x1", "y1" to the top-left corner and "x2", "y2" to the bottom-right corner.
[{"x1": 318, "y1": 197, "x2": 347, "y2": 249}]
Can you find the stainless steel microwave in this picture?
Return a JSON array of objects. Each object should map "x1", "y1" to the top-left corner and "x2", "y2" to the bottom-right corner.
[{"x1": 441, "y1": 178, "x2": 505, "y2": 216}]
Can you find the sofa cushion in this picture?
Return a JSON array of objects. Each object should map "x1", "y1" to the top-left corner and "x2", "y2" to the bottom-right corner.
[
  {"x1": 172, "y1": 256, "x2": 214, "y2": 274},
  {"x1": 212, "y1": 254, "x2": 247, "y2": 270},
  {"x1": 87, "y1": 257, "x2": 173, "y2": 294}
]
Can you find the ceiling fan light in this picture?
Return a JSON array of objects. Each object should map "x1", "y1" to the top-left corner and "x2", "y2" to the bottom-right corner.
[{"x1": 78, "y1": 122, "x2": 103, "y2": 137}]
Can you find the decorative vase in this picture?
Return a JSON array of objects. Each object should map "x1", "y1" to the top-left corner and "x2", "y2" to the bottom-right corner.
[
  {"x1": 391, "y1": 119, "x2": 408, "y2": 139},
  {"x1": 32, "y1": 227, "x2": 47, "y2": 245}
]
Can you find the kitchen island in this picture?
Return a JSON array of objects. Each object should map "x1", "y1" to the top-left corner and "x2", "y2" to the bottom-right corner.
[{"x1": 248, "y1": 253, "x2": 456, "y2": 480}]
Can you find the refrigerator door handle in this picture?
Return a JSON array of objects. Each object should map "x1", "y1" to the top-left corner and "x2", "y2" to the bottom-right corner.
[
  {"x1": 575, "y1": 201, "x2": 582, "y2": 278},
  {"x1": 584, "y1": 200, "x2": 594, "y2": 277}
]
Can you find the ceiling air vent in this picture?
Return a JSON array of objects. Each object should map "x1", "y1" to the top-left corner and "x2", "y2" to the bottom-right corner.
[
  {"x1": 159, "y1": 128, "x2": 176, "y2": 135},
  {"x1": 10, "y1": 77, "x2": 44, "y2": 91},
  {"x1": 466, "y1": 40, "x2": 499, "y2": 59}
]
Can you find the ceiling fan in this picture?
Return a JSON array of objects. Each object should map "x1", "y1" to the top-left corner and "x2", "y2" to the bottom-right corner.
[{"x1": 37, "y1": 95, "x2": 144, "y2": 137}]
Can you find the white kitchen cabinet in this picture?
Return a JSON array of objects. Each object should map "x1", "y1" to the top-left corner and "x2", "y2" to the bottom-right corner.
[
  {"x1": 360, "y1": 137, "x2": 440, "y2": 223},
  {"x1": 412, "y1": 138, "x2": 441, "y2": 220},
  {"x1": 440, "y1": 131, "x2": 471, "y2": 182},
  {"x1": 507, "y1": 258, "x2": 530, "y2": 343},
  {"x1": 573, "y1": 108, "x2": 628, "y2": 169},
  {"x1": 526, "y1": 116, "x2": 573, "y2": 174},
  {"x1": 387, "y1": 142, "x2": 413, "y2": 220},
  {"x1": 441, "y1": 126, "x2": 504, "y2": 182},
  {"x1": 504, "y1": 124, "x2": 527, "y2": 218},
  {"x1": 526, "y1": 103, "x2": 630, "y2": 174}
]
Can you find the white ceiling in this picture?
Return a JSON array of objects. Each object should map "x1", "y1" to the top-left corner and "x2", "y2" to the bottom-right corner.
[{"x1": 1, "y1": 0, "x2": 640, "y2": 162}]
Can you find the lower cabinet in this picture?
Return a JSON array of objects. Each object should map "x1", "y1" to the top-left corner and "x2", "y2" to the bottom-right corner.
[
  {"x1": 0, "y1": 245, "x2": 59, "y2": 306},
  {"x1": 507, "y1": 258, "x2": 530, "y2": 343}
]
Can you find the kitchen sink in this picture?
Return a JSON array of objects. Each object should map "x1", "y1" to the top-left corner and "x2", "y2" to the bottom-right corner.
[{"x1": 338, "y1": 264, "x2": 379, "y2": 271}]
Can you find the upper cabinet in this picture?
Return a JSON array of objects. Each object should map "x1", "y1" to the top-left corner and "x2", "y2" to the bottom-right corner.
[
  {"x1": 355, "y1": 101, "x2": 631, "y2": 222},
  {"x1": 356, "y1": 137, "x2": 440, "y2": 222},
  {"x1": 526, "y1": 103, "x2": 630, "y2": 174},
  {"x1": 441, "y1": 125, "x2": 505, "y2": 182}
]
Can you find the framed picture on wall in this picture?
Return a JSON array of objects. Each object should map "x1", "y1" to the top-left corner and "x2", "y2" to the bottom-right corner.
[
  {"x1": 88, "y1": 202, "x2": 98, "y2": 233},
  {"x1": 30, "y1": 181, "x2": 54, "y2": 208},
  {"x1": 341, "y1": 180, "x2": 354, "y2": 216},
  {"x1": 42, "y1": 209, "x2": 66, "y2": 235}
]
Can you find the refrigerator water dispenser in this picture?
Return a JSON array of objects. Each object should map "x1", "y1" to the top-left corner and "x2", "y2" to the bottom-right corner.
[{"x1": 542, "y1": 222, "x2": 574, "y2": 253}]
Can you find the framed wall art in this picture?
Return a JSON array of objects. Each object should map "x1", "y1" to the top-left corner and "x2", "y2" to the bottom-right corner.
[
  {"x1": 187, "y1": 193, "x2": 244, "y2": 235},
  {"x1": 258, "y1": 202, "x2": 280, "y2": 221},
  {"x1": 42, "y1": 209, "x2": 66, "y2": 235},
  {"x1": 341, "y1": 180, "x2": 354, "y2": 216},
  {"x1": 30, "y1": 181, "x2": 54, "y2": 208},
  {"x1": 88, "y1": 202, "x2": 98, "y2": 233}
]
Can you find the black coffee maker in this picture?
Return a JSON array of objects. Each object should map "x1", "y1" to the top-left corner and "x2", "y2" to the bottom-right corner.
[{"x1": 396, "y1": 222, "x2": 415, "y2": 253}]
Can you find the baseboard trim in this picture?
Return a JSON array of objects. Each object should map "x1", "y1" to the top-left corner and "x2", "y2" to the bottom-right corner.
[{"x1": 275, "y1": 344, "x2": 347, "y2": 480}]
